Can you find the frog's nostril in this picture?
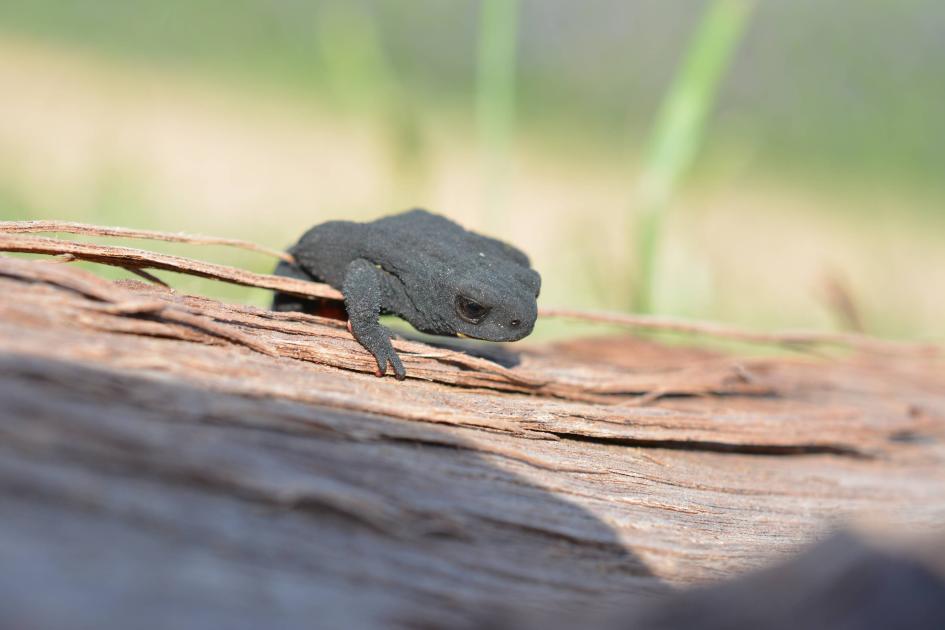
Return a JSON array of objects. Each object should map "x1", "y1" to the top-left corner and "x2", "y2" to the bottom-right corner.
[{"x1": 510, "y1": 319, "x2": 522, "y2": 328}]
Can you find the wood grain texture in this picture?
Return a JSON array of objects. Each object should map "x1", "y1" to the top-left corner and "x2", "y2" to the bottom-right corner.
[{"x1": 1, "y1": 256, "x2": 944, "y2": 629}]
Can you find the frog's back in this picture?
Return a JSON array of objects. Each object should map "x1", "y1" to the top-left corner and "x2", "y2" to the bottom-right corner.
[
  {"x1": 290, "y1": 209, "x2": 531, "y2": 288},
  {"x1": 369, "y1": 209, "x2": 531, "y2": 269},
  {"x1": 371, "y1": 210, "x2": 468, "y2": 246},
  {"x1": 350, "y1": 210, "x2": 461, "y2": 277}
]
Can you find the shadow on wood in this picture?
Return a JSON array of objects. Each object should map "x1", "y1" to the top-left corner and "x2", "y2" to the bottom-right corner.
[{"x1": 0, "y1": 355, "x2": 660, "y2": 628}]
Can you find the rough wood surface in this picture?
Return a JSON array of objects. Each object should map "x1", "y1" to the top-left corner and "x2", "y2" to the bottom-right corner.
[{"x1": 1, "y1": 255, "x2": 944, "y2": 629}]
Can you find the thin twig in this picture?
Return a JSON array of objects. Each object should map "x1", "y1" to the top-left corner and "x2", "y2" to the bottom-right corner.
[
  {"x1": 127, "y1": 267, "x2": 172, "y2": 289},
  {"x1": 0, "y1": 234, "x2": 342, "y2": 301},
  {"x1": 0, "y1": 220, "x2": 295, "y2": 263},
  {"x1": 538, "y1": 308, "x2": 932, "y2": 356}
]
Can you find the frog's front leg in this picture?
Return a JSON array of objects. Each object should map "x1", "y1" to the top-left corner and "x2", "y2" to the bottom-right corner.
[{"x1": 342, "y1": 258, "x2": 406, "y2": 380}]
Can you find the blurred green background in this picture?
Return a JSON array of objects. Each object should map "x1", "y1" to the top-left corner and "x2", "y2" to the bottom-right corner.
[{"x1": 0, "y1": 0, "x2": 942, "y2": 341}]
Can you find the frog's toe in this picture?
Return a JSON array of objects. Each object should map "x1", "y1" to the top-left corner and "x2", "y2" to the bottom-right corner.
[
  {"x1": 378, "y1": 348, "x2": 406, "y2": 380},
  {"x1": 367, "y1": 346, "x2": 406, "y2": 380},
  {"x1": 390, "y1": 352, "x2": 406, "y2": 381},
  {"x1": 371, "y1": 351, "x2": 388, "y2": 377}
]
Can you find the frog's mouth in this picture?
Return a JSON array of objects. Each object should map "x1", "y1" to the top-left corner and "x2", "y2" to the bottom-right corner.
[
  {"x1": 456, "y1": 330, "x2": 531, "y2": 343},
  {"x1": 456, "y1": 332, "x2": 493, "y2": 341}
]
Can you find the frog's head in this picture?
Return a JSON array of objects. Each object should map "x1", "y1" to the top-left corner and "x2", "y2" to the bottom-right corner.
[{"x1": 441, "y1": 258, "x2": 541, "y2": 342}]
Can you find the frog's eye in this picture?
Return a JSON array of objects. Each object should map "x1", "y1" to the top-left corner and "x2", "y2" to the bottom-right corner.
[{"x1": 455, "y1": 295, "x2": 491, "y2": 324}]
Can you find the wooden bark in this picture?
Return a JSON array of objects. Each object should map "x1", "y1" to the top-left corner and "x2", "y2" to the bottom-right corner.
[{"x1": 1, "y1": 256, "x2": 944, "y2": 629}]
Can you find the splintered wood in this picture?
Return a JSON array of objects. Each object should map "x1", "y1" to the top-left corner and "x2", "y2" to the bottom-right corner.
[{"x1": 1, "y1": 254, "x2": 944, "y2": 629}]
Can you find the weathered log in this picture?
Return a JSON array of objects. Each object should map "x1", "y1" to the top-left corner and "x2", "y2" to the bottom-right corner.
[{"x1": 1, "y1": 256, "x2": 943, "y2": 628}]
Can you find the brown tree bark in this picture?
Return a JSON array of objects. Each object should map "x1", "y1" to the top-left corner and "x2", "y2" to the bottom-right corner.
[{"x1": 1, "y1": 255, "x2": 943, "y2": 628}]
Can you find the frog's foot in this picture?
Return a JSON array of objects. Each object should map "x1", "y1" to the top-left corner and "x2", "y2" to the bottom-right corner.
[
  {"x1": 347, "y1": 323, "x2": 404, "y2": 379},
  {"x1": 368, "y1": 338, "x2": 406, "y2": 380}
]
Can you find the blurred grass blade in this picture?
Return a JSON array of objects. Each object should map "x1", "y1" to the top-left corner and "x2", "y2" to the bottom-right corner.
[
  {"x1": 315, "y1": 1, "x2": 428, "y2": 207},
  {"x1": 477, "y1": 0, "x2": 521, "y2": 229},
  {"x1": 633, "y1": 0, "x2": 755, "y2": 312},
  {"x1": 315, "y1": 2, "x2": 393, "y2": 111}
]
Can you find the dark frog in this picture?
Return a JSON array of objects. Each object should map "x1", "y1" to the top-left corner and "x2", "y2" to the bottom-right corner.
[{"x1": 272, "y1": 209, "x2": 541, "y2": 380}]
